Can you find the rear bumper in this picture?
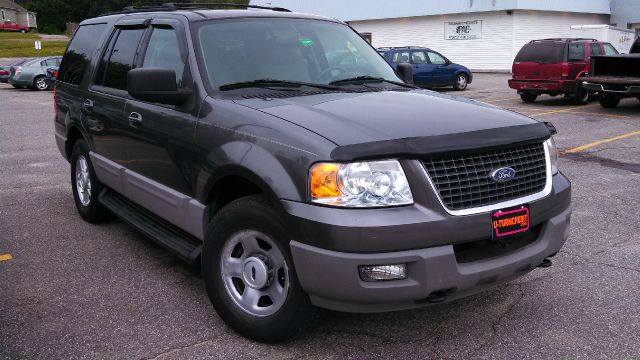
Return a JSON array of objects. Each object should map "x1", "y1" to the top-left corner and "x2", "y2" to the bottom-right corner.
[
  {"x1": 508, "y1": 79, "x2": 575, "y2": 94},
  {"x1": 582, "y1": 81, "x2": 640, "y2": 96},
  {"x1": 290, "y1": 204, "x2": 571, "y2": 313}
]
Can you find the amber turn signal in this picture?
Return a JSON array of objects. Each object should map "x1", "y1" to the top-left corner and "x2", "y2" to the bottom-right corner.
[{"x1": 309, "y1": 163, "x2": 340, "y2": 199}]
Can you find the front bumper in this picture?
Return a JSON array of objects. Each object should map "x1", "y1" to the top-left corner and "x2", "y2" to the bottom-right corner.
[
  {"x1": 290, "y1": 204, "x2": 570, "y2": 313},
  {"x1": 286, "y1": 169, "x2": 572, "y2": 313},
  {"x1": 508, "y1": 79, "x2": 575, "y2": 94}
]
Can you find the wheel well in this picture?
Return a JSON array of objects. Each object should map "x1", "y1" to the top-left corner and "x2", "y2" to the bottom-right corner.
[
  {"x1": 207, "y1": 175, "x2": 264, "y2": 221},
  {"x1": 66, "y1": 127, "x2": 83, "y2": 160}
]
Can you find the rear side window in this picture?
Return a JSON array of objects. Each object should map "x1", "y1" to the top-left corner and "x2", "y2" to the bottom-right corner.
[
  {"x1": 603, "y1": 43, "x2": 619, "y2": 55},
  {"x1": 590, "y1": 43, "x2": 603, "y2": 56},
  {"x1": 568, "y1": 43, "x2": 585, "y2": 61},
  {"x1": 392, "y1": 51, "x2": 410, "y2": 63},
  {"x1": 410, "y1": 51, "x2": 427, "y2": 64},
  {"x1": 142, "y1": 27, "x2": 185, "y2": 87},
  {"x1": 99, "y1": 29, "x2": 145, "y2": 90},
  {"x1": 58, "y1": 23, "x2": 107, "y2": 85},
  {"x1": 515, "y1": 42, "x2": 565, "y2": 63}
]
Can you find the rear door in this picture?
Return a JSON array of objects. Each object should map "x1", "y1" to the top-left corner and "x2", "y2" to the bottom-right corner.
[
  {"x1": 86, "y1": 20, "x2": 148, "y2": 165},
  {"x1": 123, "y1": 18, "x2": 198, "y2": 196},
  {"x1": 567, "y1": 42, "x2": 587, "y2": 79}
]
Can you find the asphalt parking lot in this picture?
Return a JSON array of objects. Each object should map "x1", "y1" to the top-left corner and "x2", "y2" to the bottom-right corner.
[{"x1": 1, "y1": 74, "x2": 639, "y2": 359}]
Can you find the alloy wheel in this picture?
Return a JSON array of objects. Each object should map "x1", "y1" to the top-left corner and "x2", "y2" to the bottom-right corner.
[{"x1": 75, "y1": 155, "x2": 92, "y2": 206}]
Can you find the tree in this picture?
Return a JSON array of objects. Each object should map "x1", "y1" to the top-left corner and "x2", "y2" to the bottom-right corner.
[{"x1": 16, "y1": 0, "x2": 250, "y2": 34}]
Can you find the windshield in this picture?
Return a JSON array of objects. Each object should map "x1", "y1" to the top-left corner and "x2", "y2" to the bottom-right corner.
[
  {"x1": 195, "y1": 18, "x2": 402, "y2": 90},
  {"x1": 515, "y1": 42, "x2": 566, "y2": 63}
]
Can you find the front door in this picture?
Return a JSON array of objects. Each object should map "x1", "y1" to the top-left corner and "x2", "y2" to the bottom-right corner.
[
  {"x1": 426, "y1": 51, "x2": 453, "y2": 85},
  {"x1": 123, "y1": 19, "x2": 198, "y2": 196}
]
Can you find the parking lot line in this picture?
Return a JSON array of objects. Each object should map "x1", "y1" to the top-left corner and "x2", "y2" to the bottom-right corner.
[
  {"x1": 484, "y1": 97, "x2": 516, "y2": 103},
  {"x1": 529, "y1": 107, "x2": 581, "y2": 117},
  {"x1": 562, "y1": 130, "x2": 640, "y2": 154},
  {"x1": 566, "y1": 111, "x2": 629, "y2": 119},
  {"x1": 0, "y1": 254, "x2": 13, "y2": 262}
]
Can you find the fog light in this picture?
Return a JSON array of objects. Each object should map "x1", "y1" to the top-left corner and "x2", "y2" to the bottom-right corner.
[{"x1": 359, "y1": 264, "x2": 407, "y2": 281}]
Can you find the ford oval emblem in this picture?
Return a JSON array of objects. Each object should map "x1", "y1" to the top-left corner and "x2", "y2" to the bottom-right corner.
[{"x1": 491, "y1": 167, "x2": 517, "y2": 182}]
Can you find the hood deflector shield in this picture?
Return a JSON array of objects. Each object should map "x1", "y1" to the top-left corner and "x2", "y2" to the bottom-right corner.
[{"x1": 330, "y1": 122, "x2": 551, "y2": 161}]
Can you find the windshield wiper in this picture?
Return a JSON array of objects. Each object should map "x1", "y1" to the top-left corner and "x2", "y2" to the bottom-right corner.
[
  {"x1": 330, "y1": 76, "x2": 416, "y2": 88},
  {"x1": 219, "y1": 79, "x2": 344, "y2": 91}
]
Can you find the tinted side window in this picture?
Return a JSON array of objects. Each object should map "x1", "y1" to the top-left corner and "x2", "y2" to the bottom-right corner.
[
  {"x1": 58, "y1": 23, "x2": 107, "y2": 85},
  {"x1": 142, "y1": 27, "x2": 185, "y2": 87},
  {"x1": 590, "y1": 43, "x2": 603, "y2": 56},
  {"x1": 603, "y1": 43, "x2": 619, "y2": 55},
  {"x1": 102, "y1": 29, "x2": 145, "y2": 90},
  {"x1": 568, "y1": 43, "x2": 585, "y2": 61}
]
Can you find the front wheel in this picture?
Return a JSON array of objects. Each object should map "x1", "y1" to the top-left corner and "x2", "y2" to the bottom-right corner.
[
  {"x1": 19, "y1": 29, "x2": 26, "y2": 33},
  {"x1": 202, "y1": 196, "x2": 314, "y2": 343},
  {"x1": 572, "y1": 83, "x2": 590, "y2": 105},
  {"x1": 520, "y1": 93, "x2": 538, "y2": 103},
  {"x1": 453, "y1": 74, "x2": 468, "y2": 91},
  {"x1": 598, "y1": 93, "x2": 620, "y2": 108}
]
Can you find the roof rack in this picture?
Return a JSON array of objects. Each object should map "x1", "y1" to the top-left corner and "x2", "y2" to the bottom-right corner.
[
  {"x1": 103, "y1": 2, "x2": 290, "y2": 16},
  {"x1": 532, "y1": 38, "x2": 598, "y2": 42},
  {"x1": 162, "y1": 2, "x2": 290, "y2": 12}
]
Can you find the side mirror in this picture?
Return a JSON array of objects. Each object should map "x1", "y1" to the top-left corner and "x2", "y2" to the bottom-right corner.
[
  {"x1": 127, "y1": 67, "x2": 191, "y2": 106},
  {"x1": 396, "y1": 63, "x2": 414, "y2": 84}
]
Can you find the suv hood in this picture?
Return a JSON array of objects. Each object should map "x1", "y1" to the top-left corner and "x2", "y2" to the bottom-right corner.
[{"x1": 235, "y1": 90, "x2": 548, "y2": 159}]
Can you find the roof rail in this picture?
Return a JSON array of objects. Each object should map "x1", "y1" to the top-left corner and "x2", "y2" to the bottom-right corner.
[
  {"x1": 162, "y1": 2, "x2": 290, "y2": 12},
  {"x1": 102, "y1": 2, "x2": 290, "y2": 16},
  {"x1": 533, "y1": 38, "x2": 598, "y2": 42}
]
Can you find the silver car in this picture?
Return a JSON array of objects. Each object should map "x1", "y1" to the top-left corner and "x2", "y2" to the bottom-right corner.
[{"x1": 8, "y1": 56, "x2": 62, "y2": 91}]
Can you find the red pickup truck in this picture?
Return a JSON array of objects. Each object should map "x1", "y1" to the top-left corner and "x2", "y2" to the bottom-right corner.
[{"x1": 0, "y1": 20, "x2": 30, "y2": 33}]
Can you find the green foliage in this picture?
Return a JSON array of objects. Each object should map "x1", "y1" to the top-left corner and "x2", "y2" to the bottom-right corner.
[
  {"x1": 15, "y1": 0, "x2": 250, "y2": 34},
  {"x1": 0, "y1": 32, "x2": 40, "y2": 39}
]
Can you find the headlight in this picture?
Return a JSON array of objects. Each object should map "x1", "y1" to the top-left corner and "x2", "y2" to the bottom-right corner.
[
  {"x1": 309, "y1": 160, "x2": 413, "y2": 207},
  {"x1": 545, "y1": 138, "x2": 559, "y2": 175}
]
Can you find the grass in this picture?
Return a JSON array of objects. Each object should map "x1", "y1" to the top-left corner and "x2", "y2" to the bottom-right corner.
[
  {"x1": 0, "y1": 31, "x2": 40, "y2": 39},
  {"x1": 0, "y1": 34, "x2": 67, "y2": 57}
]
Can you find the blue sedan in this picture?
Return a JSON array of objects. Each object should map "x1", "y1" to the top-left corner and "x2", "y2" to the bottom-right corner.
[{"x1": 379, "y1": 47, "x2": 473, "y2": 90}]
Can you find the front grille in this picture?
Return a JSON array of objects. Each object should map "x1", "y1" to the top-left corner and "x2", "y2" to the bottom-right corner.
[{"x1": 422, "y1": 142, "x2": 547, "y2": 210}]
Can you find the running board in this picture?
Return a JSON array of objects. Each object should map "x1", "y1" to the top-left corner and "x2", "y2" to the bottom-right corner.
[{"x1": 99, "y1": 189, "x2": 202, "y2": 266}]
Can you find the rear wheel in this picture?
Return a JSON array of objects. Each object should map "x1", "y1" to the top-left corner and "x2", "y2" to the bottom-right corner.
[
  {"x1": 33, "y1": 75, "x2": 48, "y2": 91},
  {"x1": 520, "y1": 93, "x2": 537, "y2": 103},
  {"x1": 453, "y1": 74, "x2": 468, "y2": 91},
  {"x1": 202, "y1": 195, "x2": 315, "y2": 343},
  {"x1": 598, "y1": 93, "x2": 621, "y2": 108},
  {"x1": 70, "y1": 139, "x2": 110, "y2": 222}
]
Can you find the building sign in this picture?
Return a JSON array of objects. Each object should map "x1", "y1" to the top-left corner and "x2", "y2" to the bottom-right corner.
[{"x1": 444, "y1": 20, "x2": 482, "y2": 40}]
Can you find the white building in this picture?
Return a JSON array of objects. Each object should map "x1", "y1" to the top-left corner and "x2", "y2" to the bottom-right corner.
[{"x1": 250, "y1": 0, "x2": 611, "y2": 71}]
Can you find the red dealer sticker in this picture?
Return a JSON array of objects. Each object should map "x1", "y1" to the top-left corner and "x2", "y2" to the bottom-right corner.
[{"x1": 491, "y1": 206, "x2": 530, "y2": 239}]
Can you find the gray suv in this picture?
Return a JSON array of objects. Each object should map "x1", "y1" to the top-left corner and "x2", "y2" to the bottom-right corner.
[{"x1": 54, "y1": 4, "x2": 572, "y2": 342}]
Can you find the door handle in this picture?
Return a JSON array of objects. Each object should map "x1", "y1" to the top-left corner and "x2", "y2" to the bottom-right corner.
[
  {"x1": 128, "y1": 112, "x2": 142, "y2": 128},
  {"x1": 83, "y1": 99, "x2": 94, "y2": 112}
]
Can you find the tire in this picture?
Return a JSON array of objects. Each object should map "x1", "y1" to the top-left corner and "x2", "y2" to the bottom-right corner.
[
  {"x1": 598, "y1": 93, "x2": 620, "y2": 108},
  {"x1": 70, "y1": 139, "x2": 110, "y2": 223},
  {"x1": 520, "y1": 93, "x2": 537, "y2": 103},
  {"x1": 202, "y1": 195, "x2": 315, "y2": 343},
  {"x1": 453, "y1": 73, "x2": 468, "y2": 91},
  {"x1": 33, "y1": 75, "x2": 48, "y2": 91},
  {"x1": 572, "y1": 82, "x2": 590, "y2": 105},
  {"x1": 20, "y1": 29, "x2": 26, "y2": 33}
]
